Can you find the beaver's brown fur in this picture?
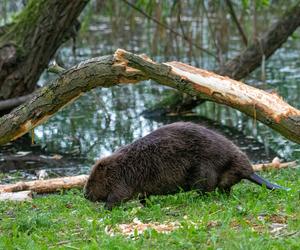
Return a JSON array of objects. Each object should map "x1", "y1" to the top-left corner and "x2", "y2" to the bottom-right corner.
[{"x1": 84, "y1": 122, "x2": 286, "y2": 209}]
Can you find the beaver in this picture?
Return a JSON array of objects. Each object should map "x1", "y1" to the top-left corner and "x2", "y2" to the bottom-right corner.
[{"x1": 84, "y1": 122, "x2": 288, "y2": 209}]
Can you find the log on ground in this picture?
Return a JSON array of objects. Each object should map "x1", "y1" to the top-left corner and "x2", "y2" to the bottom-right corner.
[
  {"x1": 0, "y1": 160, "x2": 296, "y2": 197},
  {"x1": 0, "y1": 175, "x2": 88, "y2": 193}
]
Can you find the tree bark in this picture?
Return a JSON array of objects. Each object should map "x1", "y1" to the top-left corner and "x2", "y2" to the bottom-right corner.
[
  {"x1": 0, "y1": 0, "x2": 88, "y2": 101},
  {"x1": 0, "y1": 49, "x2": 299, "y2": 145},
  {"x1": 0, "y1": 53, "x2": 147, "y2": 144},
  {"x1": 143, "y1": 1, "x2": 300, "y2": 116}
]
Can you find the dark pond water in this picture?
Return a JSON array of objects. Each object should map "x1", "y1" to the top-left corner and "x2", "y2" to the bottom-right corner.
[{"x1": 0, "y1": 6, "x2": 299, "y2": 182}]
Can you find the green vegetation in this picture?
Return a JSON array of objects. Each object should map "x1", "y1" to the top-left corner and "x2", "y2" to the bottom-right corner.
[
  {"x1": 0, "y1": 0, "x2": 43, "y2": 49},
  {"x1": 0, "y1": 168, "x2": 299, "y2": 250}
]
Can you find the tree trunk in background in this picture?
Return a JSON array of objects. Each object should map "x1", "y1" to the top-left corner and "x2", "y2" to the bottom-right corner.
[
  {"x1": 0, "y1": 0, "x2": 88, "y2": 102},
  {"x1": 218, "y1": 2, "x2": 300, "y2": 79},
  {"x1": 143, "y1": 2, "x2": 300, "y2": 117}
]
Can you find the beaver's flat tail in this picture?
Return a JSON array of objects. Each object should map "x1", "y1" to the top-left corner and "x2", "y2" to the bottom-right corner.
[{"x1": 247, "y1": 173, "x2": 290, "y2": 191}]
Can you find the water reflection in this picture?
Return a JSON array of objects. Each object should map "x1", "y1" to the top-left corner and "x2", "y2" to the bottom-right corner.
[
  {"x1": 1, "y1": 2, "x2": 300, "y2": 179},
  {"x1": 33, "y1": 24, "x2": 300, "y2": 178}
]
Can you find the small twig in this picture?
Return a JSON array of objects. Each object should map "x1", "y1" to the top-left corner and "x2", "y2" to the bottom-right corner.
[
  {"x1": 31, "y1": 129, "x2": 35, "y2": 145},
  {"x1": 48, "y1": 239, "x2": 83, "y2": 249},
  {"x1": 121, "y1": 0, "x2": 216, "y2": 58},
  {"x1": 91, "y1": 90, "x2": 111, "y2": 125},
  {"x1": 201, "y1": 1, "x2": 221, "y2": 64},
  {"x1": 176, "y1": 1, "x2": 194, "y2": 58},
  {"x1": 225, "y1": 0, "x2": 248, "y2": 46},
  {"x1": 48, "y1": 60, "x2": 66, "y2": 74},
  {"x1": 274, "y1": 231, "x2": 299, "y2": 238}
]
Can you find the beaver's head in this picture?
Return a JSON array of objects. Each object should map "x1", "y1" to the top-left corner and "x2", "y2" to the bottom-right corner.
[{"x1": 84, "y1": 158, "x2": 111, "y2": 202}]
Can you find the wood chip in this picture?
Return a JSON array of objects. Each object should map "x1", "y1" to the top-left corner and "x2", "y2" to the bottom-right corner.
[
  {"x1": 0, "y1": 190, "x2": 32, "y2": 201},
  {"x1": 105, "y1": 218, "x2": 180, "y2": 237}
]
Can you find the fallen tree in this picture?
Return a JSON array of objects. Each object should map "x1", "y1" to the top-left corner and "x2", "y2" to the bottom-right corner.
[
  {"x1": 0, "y1": 49, "x2": 300, "y2": 145},
  {"x1": 143, "y1": 1, "x2": 300, "y2": 116}
]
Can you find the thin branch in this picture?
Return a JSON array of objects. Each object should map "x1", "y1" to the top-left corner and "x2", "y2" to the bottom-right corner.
[
  {"x1": 225, "y1": 0, "x2": 248, "y2": 46},
  {"x1": 201, "y1": 1, "x2": 222, "y2": 64},
  {"x1": 0, "y1": 94, "x2": 34, "y2": 111},
  {"x1": 121, "y1": 0, "x2": 216, "y2": 58}
]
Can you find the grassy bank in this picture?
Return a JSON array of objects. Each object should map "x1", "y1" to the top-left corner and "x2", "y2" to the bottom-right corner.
[{"x1": 0, "y1": 168, "x2": 299, "y2": 250}]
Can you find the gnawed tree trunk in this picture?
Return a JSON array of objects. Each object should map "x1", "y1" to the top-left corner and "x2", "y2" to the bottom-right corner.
[
  {"x1": 0, "y1": 49, "x2": 299, "y2": 145},
  {"x1": 143, "y1": 1, "x2": 300, "y2": 116},
  {"x1": 0, "y1": 160, "x2": 296, "y2": 198},
  {"x1": 0, "y1": 0, "x2": 88, "y2": 102}
]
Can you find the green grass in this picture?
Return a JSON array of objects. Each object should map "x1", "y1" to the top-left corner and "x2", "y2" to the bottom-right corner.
[{"x1": 0, "y1": 168, "x2": 299, "y2": 250}]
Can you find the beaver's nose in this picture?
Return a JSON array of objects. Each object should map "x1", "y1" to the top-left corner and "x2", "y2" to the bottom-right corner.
[{"x1": 83, "y1": 188, "x2": 97, "y2": 201}]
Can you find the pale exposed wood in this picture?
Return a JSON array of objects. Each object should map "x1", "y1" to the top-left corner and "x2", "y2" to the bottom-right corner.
[
  {"x1": 116, "y1": 49, "x2": 300, "y2": 144},
  {"x1": 0, "y1": 190, "x2": 32, "y2": 201},
  {"x1": 0, "y1": 49, "x2": 300, "y2": 145},
  {"x1": 253, "y1": 159, "x2": 297, "y2": 172},
  {"x1": 0, "y1": 175, "x2": 88, "y2": 193}
]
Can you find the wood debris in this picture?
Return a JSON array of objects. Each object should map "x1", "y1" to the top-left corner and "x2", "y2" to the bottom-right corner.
[{"x1": 105, "y1": 218, "x2": 180, "y2": 237}]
